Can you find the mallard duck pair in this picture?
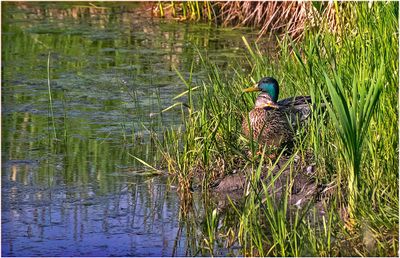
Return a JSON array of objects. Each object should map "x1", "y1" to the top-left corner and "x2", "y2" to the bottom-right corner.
[
  {"x1": 210, "y1": 77, "x2": 329, "y2": 212},
  {"x1": 242, "y1": 77, "x2": 312, "y2": 148}
]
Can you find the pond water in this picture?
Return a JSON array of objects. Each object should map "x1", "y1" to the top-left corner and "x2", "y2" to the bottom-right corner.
[{"x1": 2, "y1": 2, "x2": 260, "y2": 256}]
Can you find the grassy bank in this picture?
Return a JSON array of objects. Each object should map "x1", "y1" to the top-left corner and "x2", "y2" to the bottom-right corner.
[{"x1": 155, "y1": 2, "x2": 398, "y2": 256}]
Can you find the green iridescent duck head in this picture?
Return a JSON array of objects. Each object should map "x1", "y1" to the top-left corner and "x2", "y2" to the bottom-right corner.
[{"x1": 243, "y1": 77, "x2": 279, "y2": 102}]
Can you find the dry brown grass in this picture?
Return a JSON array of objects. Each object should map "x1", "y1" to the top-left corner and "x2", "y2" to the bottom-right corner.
[
  {"x1": 153, "y1": 1, "x2": 340, "y2": 41},
  {"x1": 217, "y1": 1, "x2": 314, "y2": 40}
]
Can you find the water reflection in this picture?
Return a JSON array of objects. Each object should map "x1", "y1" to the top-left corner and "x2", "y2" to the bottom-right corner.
[
  {"x1": 3, "y1": 164, "x2": 183, "y2": 256},
  {"x1": 2, "y1": 2, "x2": 259, "y2": 256}
]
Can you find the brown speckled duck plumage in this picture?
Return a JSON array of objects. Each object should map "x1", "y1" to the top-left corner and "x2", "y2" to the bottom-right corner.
[{"x1": 242, "y1": 84, "x2": 312, "y2": 148}]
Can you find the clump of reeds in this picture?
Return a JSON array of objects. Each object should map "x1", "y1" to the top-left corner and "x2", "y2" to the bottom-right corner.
[
  {"x1": 153, "y1": 1, "x2": 214, "y2": 21},
  {"x1": 217, "y1": 1, "x2": 315, "y2": 40},
  {"x1": 322, "y1": 64, "x2": 384, "y2": 228},
  {"x1": 153, "y1": 1, "x2": 344, "y2": 40}
]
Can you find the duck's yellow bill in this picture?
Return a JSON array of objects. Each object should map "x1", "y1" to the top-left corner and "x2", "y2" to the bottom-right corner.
[{"x1": 242, "y1": 84, "x2": 260, "y2": 92}]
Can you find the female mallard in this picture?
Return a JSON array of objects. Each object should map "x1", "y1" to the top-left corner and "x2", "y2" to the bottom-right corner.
[{"x1": 242, "y1": 77, "x2": 312, "y2": 148}]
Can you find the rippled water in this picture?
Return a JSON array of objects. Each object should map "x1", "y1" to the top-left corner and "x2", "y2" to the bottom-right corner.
[{"x1": 2, "y1": 2, "x2": 259, "y2": 256}]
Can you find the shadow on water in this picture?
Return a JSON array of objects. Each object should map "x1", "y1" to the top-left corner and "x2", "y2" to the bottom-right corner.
[{"x1": 2, "y1": 2, "x2": 263, "y2": 256}]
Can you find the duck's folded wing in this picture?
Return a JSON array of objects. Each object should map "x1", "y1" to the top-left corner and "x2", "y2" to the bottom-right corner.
[
  {"x1": 277, "y1": 95, "x2": 311, "y2": 107},
  {"x1": 278, "y1": 96, "x2": 312, "y2": 123}
]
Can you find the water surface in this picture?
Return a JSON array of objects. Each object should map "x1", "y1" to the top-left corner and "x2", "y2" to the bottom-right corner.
[{"x1": 2, "y1": 2, "x2": 259, "y2": 256}]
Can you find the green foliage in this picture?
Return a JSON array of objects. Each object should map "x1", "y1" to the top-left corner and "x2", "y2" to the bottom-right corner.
[
  {"x1": 158, "y1": 1, "x2": 398, "y2": 256},
  {"x1": 322, "y1": 63, "x2": 384, "y2": 220},
  {"x1": 156, "y1": 1, "x2": 214, "y2": 22}
]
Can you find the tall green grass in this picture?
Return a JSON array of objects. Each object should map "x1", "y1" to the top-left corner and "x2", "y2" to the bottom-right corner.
[
  {"x1": 47, "y1": 51, "x2": 57, "y2": 140},
  {"x1": 157, "y1": 2, "x2": 398, "y2": 256},
  {"x1": 156, "y1": 1, "x2": 214, "y2": 22},
  {"x1": 322, "y1": 64, "x2": 384, "y2": 226}
]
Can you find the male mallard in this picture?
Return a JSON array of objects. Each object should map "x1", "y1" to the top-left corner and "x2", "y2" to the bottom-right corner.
[{"x1": 242, "y1": 77, "x2": 312, "y2": 148}]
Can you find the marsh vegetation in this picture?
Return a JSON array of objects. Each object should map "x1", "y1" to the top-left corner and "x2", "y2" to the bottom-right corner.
[
  {"x1": 154, "y1": 1, "x2": 399, "y2": 256},
  {"x1": 2, "y1": 1, "x2": 398, "y2": 256}
]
